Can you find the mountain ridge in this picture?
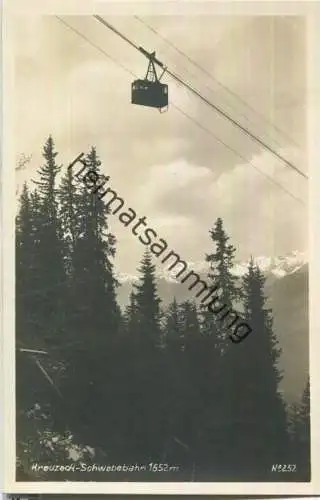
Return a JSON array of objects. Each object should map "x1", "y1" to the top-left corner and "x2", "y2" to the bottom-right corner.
[{"x1": 117, "y1": 250, "x2": 307, "y2": 285}]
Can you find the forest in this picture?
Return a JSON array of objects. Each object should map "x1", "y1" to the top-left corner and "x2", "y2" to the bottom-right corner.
[{"x1": 16, "y1": 136, "x2": 310, "y2": 482}]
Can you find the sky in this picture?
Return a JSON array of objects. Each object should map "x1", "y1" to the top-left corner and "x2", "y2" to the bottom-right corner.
[{"x1": 13, "y1": 14, "x2": 308, "y2": 275}]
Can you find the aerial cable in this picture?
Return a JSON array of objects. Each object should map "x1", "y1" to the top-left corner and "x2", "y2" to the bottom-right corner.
[
  {"x1": 134, "y1": 15, "x2": 301, "y2": 151},
  {"x1": 176, "y1": 106, "x2": 305, "y2": 206},
  {"x1": 93, "y1": 15, "x2": 308, "y2": 181},
  {"x1": 166, "y1": 72, "x2": 308, "y2": 180},
  {"x1": 94, "y1": 14, "x2": 140, "y2": 51},
  {"x1": 54, "y1": 16, "x2": 305, "y2": 206}
]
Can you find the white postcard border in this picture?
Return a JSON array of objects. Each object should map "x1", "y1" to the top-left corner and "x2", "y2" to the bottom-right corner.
[{"x1": 2, "y1": 0, "x2": 320, "y2": 495}]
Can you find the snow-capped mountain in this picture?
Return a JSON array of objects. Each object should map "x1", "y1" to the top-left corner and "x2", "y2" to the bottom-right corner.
[
  {"x1": 232, "y1": 250, "x2": 308, "y2": 278},
  {"x1": 116, "y1": 250, "x2": 307, "y2": 284},
  {"x1": 117, "y1": 273, "x2": 139, "y2": 284}
]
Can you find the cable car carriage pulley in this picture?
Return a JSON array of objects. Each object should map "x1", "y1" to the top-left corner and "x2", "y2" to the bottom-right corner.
[{"x1": 131, "y1": 48, "x2": 168, "y2": 112}]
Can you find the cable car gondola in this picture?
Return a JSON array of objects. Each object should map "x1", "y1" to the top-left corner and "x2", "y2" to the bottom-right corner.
[{"x1": 131, "y1": 50, "x2": 168, "y2": 112}]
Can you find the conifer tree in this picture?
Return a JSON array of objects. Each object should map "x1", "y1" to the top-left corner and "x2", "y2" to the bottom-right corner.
[
  {"x1": 33, "y1": 136, "x2": 61, "y2": 215},
  {"x1": 16, "y1": 184, "x2": 41, "y2": 455},
  {"x1": 17, "y1": 139, "x2": 71, "y2": 459},
  {"x1": 66, "y1": 147, "x2": 120, "y2": 346},
  {"x1": 206, "y1": 217, "x2": 239, "y2": 306},
  {"x1": 16, "y1": 182, "x2": 61, "y2": 474},
  {"x1": 290, "y1": 377, "x2": 310, "y2": 477},
  {"x1": 174, "y1": 301, "x2": 202, "y2": 467},
  {"x1": 133, "y1": 250, "x2": 162, "y2": 346},
  {"x1": 16, "y1": 143, "x2": 68, "y2": 464},
  {"x1": 195, "y1": 218, "x2": 239, "y2": 478},
  {"x1": 180, "y1": 301, "x2": 201, "y2": 346},
  {"x1": 298, "y1": 377, "x2": 311, "y2": 452},
  {"x1": 58, "y1": 147, "x2": 121, "y2": 452},
  {"x1": 31, "y1": 136, "x2": 66, "y2": 347},
  {"x1": 121, "y1": 251, "x2": 172, "y2": 462},
  {"x1": 16, "y1": 183, "x2": 36, "y2": 345},
  {"x1": 202, "y1": 217, "x2": 240, "y2": 351},
  {"x1": 124, "y1": 290, "x2": 140, "y2": 337},
  {"x1": 179, "y1": 299, "x2": 222, "y2": 476},
  {"x1": 58, "y1": 162, "x2": 82, "y2": 276},
  {"x1": 162, "y1": 298, "x2": 187, "y2": 462},
  {"x1": 165, "y1": 298, "x2": 184, "y2": 351},
  {"x1": 220, "y1": 259, "x2": 289, "y2": 479}
]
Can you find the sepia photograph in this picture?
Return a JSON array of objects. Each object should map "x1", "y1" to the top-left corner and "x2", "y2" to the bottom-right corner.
[{"x1": 3, "y1": 0, "x2": 320, "y2": 495}]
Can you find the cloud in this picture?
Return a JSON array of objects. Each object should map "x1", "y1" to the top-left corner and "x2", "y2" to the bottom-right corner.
[
  {"x1": 13, "y1": 14, "x2": 308, "y2": 273},
  {"x1": 206, "y1": 147, "x2": 308, "y2": 258},
  {"x1": 140, "y1": 159, "x2": 212, "y2": 194}
]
